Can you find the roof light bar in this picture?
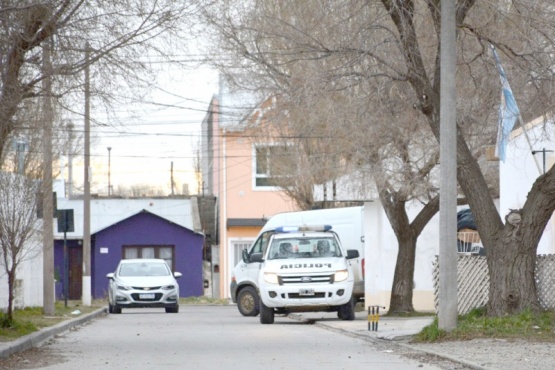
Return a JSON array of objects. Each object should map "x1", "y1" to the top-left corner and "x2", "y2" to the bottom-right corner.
[{"x1": 274, "y1": 225, "x2": 332, "y2": 233}]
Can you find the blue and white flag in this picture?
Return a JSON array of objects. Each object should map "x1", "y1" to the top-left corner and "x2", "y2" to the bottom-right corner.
[{"x1": 491, "y1": 46, "x2": 520, "y2": 162}]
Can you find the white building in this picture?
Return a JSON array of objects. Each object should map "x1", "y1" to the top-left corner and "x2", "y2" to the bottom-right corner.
[{"x1": 499, "y1": 116, "x2": 555, "y2": 254}]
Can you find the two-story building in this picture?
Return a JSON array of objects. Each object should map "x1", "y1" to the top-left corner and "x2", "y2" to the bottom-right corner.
[{"x1": 201, "y1": 84, "x2": 299, "y2": 299}]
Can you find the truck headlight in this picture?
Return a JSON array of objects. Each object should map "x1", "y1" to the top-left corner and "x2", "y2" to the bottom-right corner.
[
  {"x1": 334, "y1": 269, "x2": 349, "y2": 282},
  {"x1": 263, "y1": 272, "x2": 279, "y2": 284}
]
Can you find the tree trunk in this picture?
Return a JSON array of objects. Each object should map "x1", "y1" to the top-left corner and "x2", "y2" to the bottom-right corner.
[
  {"x1": 488, "y1": 235, "x2": 539, "y2": 315},
  {"x1": 7, "y1": 268, "x2": 15, "y2": 321},
  {"x1": 485, "y1": 169, "x2": 555, "y2": 316},
  {"x1": 379, "y1": 190, "x2": 439, "y2": 314},
  {"x1": 389, "y1": 235, "x2": 417, "y2": 313}
]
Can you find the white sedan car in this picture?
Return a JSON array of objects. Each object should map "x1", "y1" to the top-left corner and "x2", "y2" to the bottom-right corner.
[{"x1": 107, "y1": 258, "x2": 182, "y2": 314}]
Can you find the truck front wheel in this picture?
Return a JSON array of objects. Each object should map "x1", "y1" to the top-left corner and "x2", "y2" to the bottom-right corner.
[
  {"x1": 237, "y1": 286, "x2": 260, "y2": 317},
  {"x1": 260, "y1": 301, "x2": 275, "y2": 324},
  {"x1": 338, "y1": 296, "x2": 355, "y2": 321}
]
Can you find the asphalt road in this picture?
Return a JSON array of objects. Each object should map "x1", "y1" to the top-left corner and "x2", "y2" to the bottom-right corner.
[{"x1": 2, "y1": 305, "x2": 447, "y2": 370}]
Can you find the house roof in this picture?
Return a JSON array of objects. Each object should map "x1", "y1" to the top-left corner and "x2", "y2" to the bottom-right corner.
[
  {"x1": 95, "y1": 209, "x2": 193, "y2": 235},
  {"x1": 53, "y1": 197, "x2": 201, "y2": 239}
]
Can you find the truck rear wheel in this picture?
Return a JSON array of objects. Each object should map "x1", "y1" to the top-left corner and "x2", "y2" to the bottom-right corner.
[
  {"x1": 237, "y1": 286, "x2": 260, "y2": 317},
  {"x1": 260, "y1": 301, "x2": 275, "y2": 324}
]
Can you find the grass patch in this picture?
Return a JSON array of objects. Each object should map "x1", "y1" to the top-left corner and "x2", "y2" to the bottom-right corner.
[
  {"x1": 413, "y1": 307, "x2": 555, "y2": 343},
  {"x1": 385, "y1": 311, "x2": 435, "y2": 318},
  {"x1": 0, "y1": 300, "x2": 105, "y2": 342}
]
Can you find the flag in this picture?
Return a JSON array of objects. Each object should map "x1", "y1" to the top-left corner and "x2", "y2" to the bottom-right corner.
[{"x1": 491, "y1": 46, "x2": 520, "y2": 162}]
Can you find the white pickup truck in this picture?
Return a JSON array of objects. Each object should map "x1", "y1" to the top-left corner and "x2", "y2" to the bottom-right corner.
[
  {"x1": 230, "y1": 207, "x2": 364, "y2": 319},
  {"x1": 247, "y1": 225, "x2": 359, "y2": 324}
]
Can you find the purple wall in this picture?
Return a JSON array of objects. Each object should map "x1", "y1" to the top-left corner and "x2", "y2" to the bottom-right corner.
[{"x1": 54, "y1": 211, "x2": 204, "y2": 300}]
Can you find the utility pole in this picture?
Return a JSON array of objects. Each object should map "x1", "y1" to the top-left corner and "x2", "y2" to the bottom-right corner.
[
  {"x1": 42, "y1": 38, "x2": 55, "y2": 316},
  {"x1": 67, "y1": 122, "x2": 74, "y2": 198},
  {"x1": 82, "y1": 44, "x2": 92, "y2": 306},
  {"x1": 15, "y1": 140, "x2": 26, "y2": 174},
  {"x1": 107, "y1": 147, "x2": 112, "y2": 195},
  {"x1": 439, "y1": 0, "x2": 458, "y2": 330},
  {"x1": 171, "y1": 161, "x2": 175, "y2": 195}
]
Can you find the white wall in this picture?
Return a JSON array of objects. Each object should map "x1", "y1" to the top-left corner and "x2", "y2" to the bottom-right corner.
[
  {"x1": 499, "y1": 118, "x2": 555, "y2": 254},
  {"x1": 0, "y1": 245, "x2": 43, "y2": 310},
  {"x1": 364, "y1": 201, "x2": 437, "y2": 311},
  {"x1": 364, "y1": 199, "x2": 502, "y2": 312}
]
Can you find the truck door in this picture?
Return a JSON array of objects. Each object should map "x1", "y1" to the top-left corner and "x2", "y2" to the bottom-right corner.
[{"x1": 241, "y1": 230, "x2": 273, "y2": 284}]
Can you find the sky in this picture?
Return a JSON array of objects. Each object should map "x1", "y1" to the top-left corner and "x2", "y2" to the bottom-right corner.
[{"x1": 61, "y1": 63, "x2": 219, "y2": 197}]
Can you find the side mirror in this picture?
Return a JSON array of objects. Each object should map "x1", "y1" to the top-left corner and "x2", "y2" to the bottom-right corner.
[
  {"x1": 106, "y1": 272, "x2": 114, "y2": 279},
  {"x1": 174, "y1": 272, "x2": 183, "y2": 279},
  {"x1": 250, "y1": 252, "x2": 264, "y2": 263},
  {"x1": 346, "y1": 250, "x2": 360, "y2": 260},
  {"x1": 242, "y1": 249, "x2": 250, "y2": 263}
]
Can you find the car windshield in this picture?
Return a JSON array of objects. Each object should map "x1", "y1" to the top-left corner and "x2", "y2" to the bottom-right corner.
[
  {"x1": 118, "y1": 262, "x2": 170, "y2": 277},
  {"x1": 267, "y1": 237, "x2": 341, "y2": 260}
]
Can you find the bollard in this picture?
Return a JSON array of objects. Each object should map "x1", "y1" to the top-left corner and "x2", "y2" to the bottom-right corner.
[{"x1": 368, "y1": 306, "x2": 385, "y2": 331}]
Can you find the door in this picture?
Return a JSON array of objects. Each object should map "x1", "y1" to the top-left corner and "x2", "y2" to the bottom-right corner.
[{"x1": 68, "y1": 247, "x2": 83, "y2": 300}]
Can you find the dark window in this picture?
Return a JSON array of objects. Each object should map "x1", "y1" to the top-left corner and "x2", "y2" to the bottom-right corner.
[{"x1": 122, "y1": 245, "x2": 175, "y2": 271}]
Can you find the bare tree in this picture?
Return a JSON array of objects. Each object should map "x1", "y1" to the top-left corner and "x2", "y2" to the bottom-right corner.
[
  {"x1": 0, "y1": 0, "x2": 208, "y2": 162},
  {"x1": 203, "y1": 1, "x2": 448, "y2": 313},
  {"x1": 203, "y1": 0, "x2": 555, "y2": 316},
  {"x1": 0, "y1": 173, "x2": 41, "y2": 323}
]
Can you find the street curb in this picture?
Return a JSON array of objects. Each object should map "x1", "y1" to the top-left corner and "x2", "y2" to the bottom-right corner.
[{"x1": 0, "y1": 307, "x2": 107, "y2": 359}]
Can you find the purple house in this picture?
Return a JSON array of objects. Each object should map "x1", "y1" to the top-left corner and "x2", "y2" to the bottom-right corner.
[{"x1": 53, "y1": 196, "x2": 204, "y2": 300}]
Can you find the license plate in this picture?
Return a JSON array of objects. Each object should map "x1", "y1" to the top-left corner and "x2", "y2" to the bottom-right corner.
[
  {"x1": 299, "y1": 289, "x2": 314, "y2": 296},
  {"x1": 139, "y1": 293, "x2": 155, "y2": 299}
]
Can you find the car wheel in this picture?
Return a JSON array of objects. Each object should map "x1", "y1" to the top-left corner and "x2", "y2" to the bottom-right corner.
[
  {"x1": 237, "y1": 286, "x2": 260, "y2": 317},
  {"x1": 259, "y1": 301, "x2": 274, "y2": 324},
  {"x1": 165, "y1": 305, "x2": 179, "y2": 313},
  {"x1": 338, "y1": 296, "x2": 355, "y2": 321},
  {"x1": 108, "y1": 303, "x2": 114, "y2": 314},
  {"x1": 113, "y1": 305, "x2": 122, "y2": 314}
]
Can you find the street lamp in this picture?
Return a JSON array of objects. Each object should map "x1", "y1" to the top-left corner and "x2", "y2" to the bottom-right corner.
[{"x1": 107, "y1": 147, "x2": 112, "y2": 196}]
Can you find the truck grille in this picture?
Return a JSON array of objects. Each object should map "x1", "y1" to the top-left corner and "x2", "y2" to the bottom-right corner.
[
  {"x1": 287, "y1": 292, "x2": 328, "y2": 299},
  {"x1": 279, "y1": 274, "x2": 334, "y2": 285}
]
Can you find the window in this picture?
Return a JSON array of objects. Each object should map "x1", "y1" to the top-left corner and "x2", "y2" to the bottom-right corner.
[
  {"x1": 123, "y1": 245, "x2": 175, "y2": 270},
  {"x1": 254, "y1": 145, "x2": 290, "y2": 187},
  {"x1": 245, "y1": 231, "x2": 274, "y2": 262}
]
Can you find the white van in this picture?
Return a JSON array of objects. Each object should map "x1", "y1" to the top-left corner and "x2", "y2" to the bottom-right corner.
[{"x1": 230, "y1": 207, "x2": 364, "y2": 317}]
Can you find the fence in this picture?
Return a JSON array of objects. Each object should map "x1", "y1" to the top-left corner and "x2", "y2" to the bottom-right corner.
[{"x1": 432, "y1": 254, "x2": 555, "y2": 315}]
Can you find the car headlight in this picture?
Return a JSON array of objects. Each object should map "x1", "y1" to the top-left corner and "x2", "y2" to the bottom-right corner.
[
  {"x1": 263, "y1": 272, "x2": 279, "y2": 284},
  {"x1": 161, "y1": 284, "x2": 176, "y2": 290},
  {"x1": 117, "y1": 284, "x2": 132, "y2": 291},
  {"x1": 334, "y1": 269, "x2": 349, "y2": 282}
]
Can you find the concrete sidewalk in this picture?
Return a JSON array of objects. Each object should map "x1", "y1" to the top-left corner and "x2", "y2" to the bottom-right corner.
[
  {"x1": 290, "y1": 310, "x2": 435, "y2": 341},
  {"x1": 290, "y1": 311, "x2": 492, "y2": 370}
]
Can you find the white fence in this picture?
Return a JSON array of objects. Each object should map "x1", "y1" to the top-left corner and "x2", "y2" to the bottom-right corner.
[{"x1": 433, "y1": 254, "x2": 555, "y2": 315}]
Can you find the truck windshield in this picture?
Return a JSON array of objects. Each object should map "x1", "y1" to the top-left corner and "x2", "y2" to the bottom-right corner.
[{"x1": 267, "y1": 237, "x2": 341, "y2": 260}]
